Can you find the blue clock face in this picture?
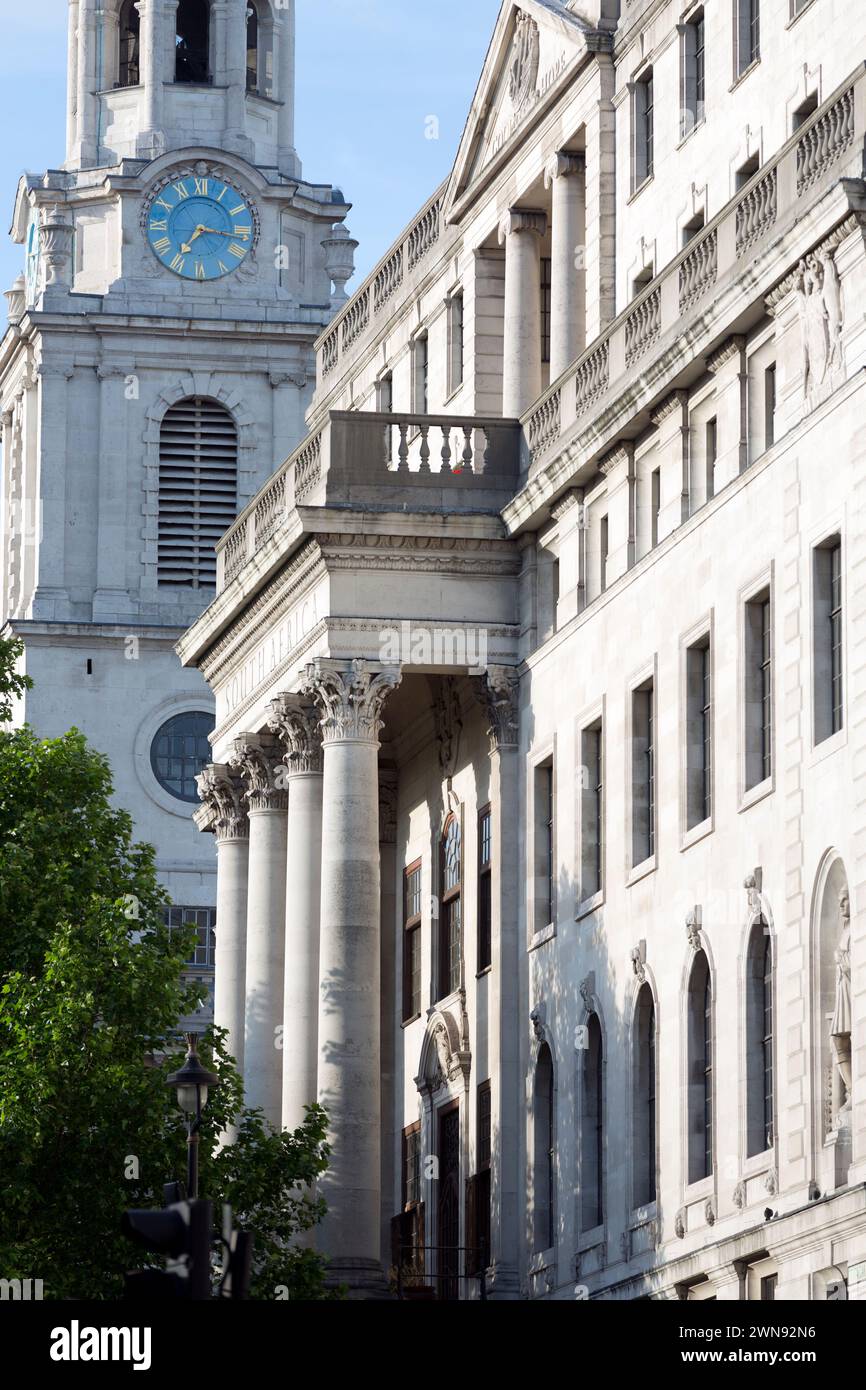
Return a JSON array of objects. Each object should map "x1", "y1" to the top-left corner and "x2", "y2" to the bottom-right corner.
[{"x1": 145, "y1": 175, "x2": 255, "y2": 281}]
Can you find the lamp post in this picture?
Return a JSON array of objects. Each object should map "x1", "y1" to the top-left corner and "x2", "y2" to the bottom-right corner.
[{"x1": 167, "y1": 1033, "x2": 220, "y2": 1200}]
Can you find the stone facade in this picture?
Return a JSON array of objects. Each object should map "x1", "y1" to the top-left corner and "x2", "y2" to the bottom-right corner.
[
  {"x1": 178, "y1": 0, "x2": 866, "y2": 1300},
  {"x1": 0, "y1": 2, "x2": 352, "y2": 979}
]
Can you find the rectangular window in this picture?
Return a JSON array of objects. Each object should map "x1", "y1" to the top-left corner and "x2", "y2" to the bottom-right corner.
[
  {"x1": 413, "y1": 333, "x2": 429, "y2": 414},
  {"x1": 581, "y1": 722, "x2": 604, "y2": 900},
  {"x1": 448, "y1": 291, "x2": 464, "y2": 395},
  {"x1": 600, "y1": 514, "x2": 609, "y2": 593},
  {"x1": 534, "y1": 761, "x2": 555, "y2": 929},
  {"x1": 735, "y1": 0, "x2": 760, "y2": 78},
  {"x1": 633, "y1": 70, "x2": 654, "y2": 187},
  {"x1": 686, "y1": 638, "x2": 712, "y2": 828},
  {"x1": 478, "y1": 806, "x2": 492, "y2": 972},
  {"x1": 745, "y1": 590, "x2": 773, "y2": 790},
  {"x1": 541, "y1": 257, "x2": 552, "y2": 365},
  {"x1": 705, "y1": 418, "x2": 717, "y2": 501},
  {"x1": 764, "y1": 364, "x2": 776, "y2": 450},
  {"x1": 632, "y1": 682, "x2": 656, "y2": 867},
  {"x1": 814, "y1": 537, "x2": 843, "y2": 743},
  {"x1": 376, "y1": 371, "x2": 393, "y2": 413},
  {"x1": 651, "y1": 468, "x2": 661, "y2": 547},
  {"x1": 760, "y1": 1274, "x2": 777, "y2": 1301},
  {"x1": 403, "y1": 861, "x2": 422, "y2": 1021},
  {"x1": 681, "y1": 11, "x2": 706, "y2": 139},
  {"x1": 402, "y1": 1123, "x2": 422, "y2": 1209},
  {"x1": 476, "y1": 1082, "x2": 492, "y2": 1269}
]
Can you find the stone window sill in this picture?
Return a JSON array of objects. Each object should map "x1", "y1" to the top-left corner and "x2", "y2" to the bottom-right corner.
[
  {"x1": 578, "y1": 1224, "x2": 604, "y2": 1253},
  {"x1": 401, "y1": 1012, "x2": 422, "y2": 1030},
  {"x1": 730, "y1": 57, "x2": 761, "y2": 93},
  {"x1": 810, "y1": 725, "x2": 846, "y2": 768},
  {"x1": 680, "y1": 815, "x2": 713, "y2": 852},
  {"x1": 628, "y1": 174, "x2": 654, "y2": 206},
  {"x1": 630, "y1": 1200, "x2": 658, "y2": 1228},
  {"x1": 676, "y1": 116, "x2": 705, "y2": 152},
  {"x1": 529, "y1": 921, "x2": 556, "y2": 951},
  {"x1": 685, "y1": 1174, "x2": 714, "y2": 1204},
  {"x1": 739, "y1": 776, "x2": 774, "y2": 814},
  {"x1": 742, "y1": 1150, "x2": 773, "y2": 1181},
  {"x1": 627, "y1": 854, "x2": 657, "y2": 887},
  {"x1": 786, "y1": 0, "x2": 818, "y2": 29},
  {"x1": 476, "y1": 964, "x2": 493, "y2": 980},
  {"x1": 576, "y1": 889, "x2": 604, "y2": 922}
]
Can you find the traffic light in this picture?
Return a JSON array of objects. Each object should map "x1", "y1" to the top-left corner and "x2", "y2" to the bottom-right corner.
[{"x1": 122, "y1": 1198, "x2": 213, "y2": 1300}]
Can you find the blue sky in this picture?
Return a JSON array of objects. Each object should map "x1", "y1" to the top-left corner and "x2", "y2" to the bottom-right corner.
[{"x1": 0, "y1": 0, "x2": 502, "y2": 292}]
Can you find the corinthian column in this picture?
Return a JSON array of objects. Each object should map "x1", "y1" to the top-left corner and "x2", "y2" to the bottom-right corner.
[
  {"x1": 498, "y1": 208, "x2": 547, "y2": 417},
  {"x1": 230, "y1": 733, "x2": 288, "y2": 1130},
  {"x1": 544, "y1": 152, "x2": 586, "y2": 381},
  {"x1": 266, "y1": 694, "x2": 324, "y2": 1132},
  {"x1": 196, "y1": 765, "x2": 250, "y2": 1079},
  {"x1": 300, "y1": 658, "x2": 402, "y2": 1296}
]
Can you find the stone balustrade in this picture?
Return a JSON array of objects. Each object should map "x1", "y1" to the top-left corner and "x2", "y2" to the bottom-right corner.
[
  {"x1": 216, "y1": 412, "x2": 520, "y2": 592},
  {"x1": 317, "y1": 187, "x2": 448, "y2": 387},
  {"x1": 524, "y1": 68, "x2": 866, "y2": 472}
]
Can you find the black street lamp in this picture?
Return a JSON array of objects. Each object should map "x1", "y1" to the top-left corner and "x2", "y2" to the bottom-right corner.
[{"x1": 167, "y1": 1033, "x2": 220, "y2": 1199}]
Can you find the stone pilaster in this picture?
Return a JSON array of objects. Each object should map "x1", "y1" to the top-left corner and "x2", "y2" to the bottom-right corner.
[
  {"x1": 66, "y1": 1, "x2": 80, "y2": 164},
  {"x1": 300, "y1": 658, "x2": 401, "y2": 1296},
  {"x1": 93, "y1": 367, "x2": 135, "y2": 620},
  {"x1": 136, "y1": 0, "x2": 165, "y2": 157},
  {"x1": 473, "y1": 666, "x2": 520, "y2": 1296},
  {"x1": 544, "y1": 152, "x2": 586, "y2": 381},
  {"x1": 706, "y1": 336, "x2": 748, "y2": 490},
  {"x1": 599, "y1": 443, "x2": 636, "y2": 584},
  {"x1": 498, "y1": 208, "x2": 547, "y2": 417},
  {"x1": 275, "y1": 0, "x2": 300, "y2": 177},
  {"x1": 31, "y1": 364, "x2": 74, "y2": 620},
  {"x1": 266, "y1": 694, "x2": 324, "y2": 1132},
  {"x1": 650, "y1": 391, "x2": 690, "y2": 542},
  {"x1": 230, "y1": 732, "x2": 288, "y2": 1130}
]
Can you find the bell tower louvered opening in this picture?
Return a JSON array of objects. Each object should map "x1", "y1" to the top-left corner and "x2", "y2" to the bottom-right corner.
[{"x1": 158, "y1": 396, "x2": 238, "y2": 588}]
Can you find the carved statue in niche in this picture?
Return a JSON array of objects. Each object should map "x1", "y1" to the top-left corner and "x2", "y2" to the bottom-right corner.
[
  {"x1": 796, "y1": 249, "x2": 844, "y2": 398},
  {"x1": 508, "y1": 12, "x2": 540, "y2": 109},
  {"x1": 831, "y1": 888, "x2": 852, "y2": 1120}
]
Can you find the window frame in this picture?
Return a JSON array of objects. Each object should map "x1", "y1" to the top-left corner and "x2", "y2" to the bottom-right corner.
[
  {"x1": 580, "y1": 720, "x2": 604, "y2": 906},
  {"x1": 734, "y1": 0, "x2": 760, "y2": 81},
  {"x1": 632, "y1": 68, "x2": 655, "y2": 191},
  {"x1": 438, "y1": 814, "x2": 462, "y2": 1001},
  {"x1": 631, "y1": 678, "x2": 656, "y2": 870},
  {"x1": 402, "y1": 859, "x2": 423, "y2": 1023},
  {"x1": 683, "y1": 623, "x2": 714, "y2": 839},
  {"x1": 477, "y1": 805, "x2": 492, "y2": 973},
  {"x1": 680, "y1": 8, "x2": 707, "y2": 141},
  {"x1": 813, "y1": 534, "x2": 844, "y2": 746},
  {"x1": 447, "y1": 289, "x2": 465, "y2": 398}
]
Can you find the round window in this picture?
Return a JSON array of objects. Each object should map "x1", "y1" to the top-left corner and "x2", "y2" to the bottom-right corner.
[{"x1": 150, "y1": 710, "x2": 215, "y2": 803}]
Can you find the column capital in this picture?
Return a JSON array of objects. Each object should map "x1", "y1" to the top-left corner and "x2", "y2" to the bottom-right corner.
[
  {"x1": 544, "y1": 151, "x2": 585, "y2": 188},
  {"x1": 300, "y1": 659, "x2": 401, "y2": 745},
  {"x1": 498, "y1": 207, "x2": 547, "y2": 244},
  {"x1": 229, "y1": 733, "x2": 288, "y2": 812},
  {"x1": 472, "y1": 665, "x2": 519, "y2": 754},
  {"x1": 195, "y1": 763, "x2": 249, "y2": 842},
  {"x1": 266, "y1": 692, "x2": 323, "y2": 775}
]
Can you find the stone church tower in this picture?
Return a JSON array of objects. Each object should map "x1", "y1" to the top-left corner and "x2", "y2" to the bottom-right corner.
[{"x1": 0, "y1": 1, "x2": 353, "y2": 954}]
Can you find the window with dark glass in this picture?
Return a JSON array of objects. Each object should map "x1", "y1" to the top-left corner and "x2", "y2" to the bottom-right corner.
[
  {"x1": 175, "y1": 0, "x2": 210, "y2": 84},
  {"x1": 118, "y1": 0, "x2": 141, "y2": 87},
  {"x1": 541, "y1": 257, "x2": 552, "y2": 365},
  {"x1": 150, "y1": 710, "x2": 215, "y2": 802},
  {"x1": 705, "y1": 417, "x2": 717, "y2": 501},
  {"x1": 633, "y1": 985, "x2": 657, "y2": 1207},
  {"x1": 581, "y1": 1016, "x2": 603, "y2": 1229},
  {"x1": 581, "y1": 723, "x2": 603, "y2": 900},
  {"x1": 467, "y1": 1081, "x2": 492, "y2": 1276},
  {"x1": 403, "y1": 861, "x2": 422, "y2": 1021},
  {"x1": 682, "y1": 10, "x2": 706, "y2": 137},
  {"x1": 814, "y1": 537, "x2": 843, "y2": 743},
  {"x1": 448, "y1": 291, "x2": 465, "y2": 394},
  {"x1": 534, "y1": 1046, "x2": 555, "y2": 1250},
  {"x1": 686, "y1": 637, "x2": 712, "y2": 828},
  {"x1": 735, "y1": 1, "x2": 760, "y2": 77},
  {"x1": 745, "y1": 591, "x2": 773, "y2": 790},
  {"x1": 478, "y1": 806, "x2": 492, "y2": 972},
  {"x1": 747, "y1": 921, "x2": 775, "y2": 1154},
  {"x1": 402, "y1": 1123, "x2": 421, "y2": 1209},
  {"x1": 632, "y1": 681, "x2": 655, "y2": 866},
  {"x1": 534, "y1": 762, "x2": 555, "y2": 928},
  {"x1": 439, "y1": 817, "x2": 462, "y2": 998},
  {"x1": 600, "y1": 514, "x2": 609, "y2": 594},
  {"x1": 651, "y1": 467, "x2": 661, "y2": 546},
  {"x1": 166, "y1": 905, "x2": 216, "y2": 1016},
  {"x1": 633, "y1": 69, "x2": 654, "y2": 186},
  {"x1": 246, "y1": 1, "x2": 260, "y2": 92},
  {"x1": 688, "y1": 951, "x2": 713, "y2": 1182},
  {"x1": 413, "y1": 333, "x2": 429, "y2": 414}
]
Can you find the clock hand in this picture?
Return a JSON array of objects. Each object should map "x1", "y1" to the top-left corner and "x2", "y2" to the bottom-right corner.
[{"x1": 179, "y1": 224, "x2": 207, "y2": 253}]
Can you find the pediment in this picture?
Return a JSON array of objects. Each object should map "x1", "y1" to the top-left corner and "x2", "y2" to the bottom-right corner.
[{"x1": 445, "y1": 1, "x2": 603, "y2": 222}]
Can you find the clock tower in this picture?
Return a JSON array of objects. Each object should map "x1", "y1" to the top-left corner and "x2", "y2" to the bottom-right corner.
[{"x1": 0, "y1": 0, "x2": 354, "y2": 978}]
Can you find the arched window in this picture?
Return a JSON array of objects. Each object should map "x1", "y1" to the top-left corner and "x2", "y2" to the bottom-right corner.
[
  {"x1": 246, "y1": 2, "x2": 260, "y2": 92},
  {"x1": 581, "y1": 1014, "x2": 603, "y2": 1229},
  {"x1": 687, "y1": 951, "x2": 713, "y2": 1183},
  {"x1": 176, "y1": 0, "x2": 210, "y2": 84},
  {"x1": 815, "y1": 857, "x2": 851, "y2": 1146},
  {"x1": 158, "y1": 397, "x2": 238, "y2": 588},
  {"x1": 533, "y1": 1043, "x2": 554, "y2": 1251},
  {"x1": 438, "y1": 815, "x2": 462, "y2": 999},
  {"x1": 747, "y1": 922, "x2": 774, "y2": 1155},
  {"x1": 633, "y1": 984, "x2": 657, "y2": 1207},
  {"x1": 118, "y1": 0, "x2": 141, "y2": 88}
]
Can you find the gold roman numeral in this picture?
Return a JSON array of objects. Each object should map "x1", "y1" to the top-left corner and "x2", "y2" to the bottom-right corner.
[
  {"x1": 149, "y1": 219, "x2": 168, "y2": 232},
  {"x1": 170, "y1": 253, "x2": 186, "y2": 272},
  {"x1": 229, "y1": 203, "x2": 245, "y2": 216},
  {"x1": 193, "y1": 178, "x2": 209, "y2": 196},
  {"x1": 174, "y1": 182, "x2": 190, "y2": 200},
  {"x1": 153, "y1": 236, "x2": 171, "y2": 254},
  {"x1": 217, "y1": 261, "x2": 229, "y2": 275},
  {"x1": 195, "y1": 261, "x2": 206, "y2": 280},
  {"x1": 229, "y1": 243, "x2": 246, "y2": 259},
  {"x1": 233, "y1": 226, "x2": 251, "y2": 241},
  {"x1": 216, "y1": 186, "x2": 228, "y2": 202},
  {"x1": 155, "y1": 197, "x2": 172, "y2": 212}
]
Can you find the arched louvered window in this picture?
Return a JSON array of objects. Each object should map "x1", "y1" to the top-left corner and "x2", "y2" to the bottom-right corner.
[{"x1": 158, "y1": 396, "x2": 238, "y2": 588}]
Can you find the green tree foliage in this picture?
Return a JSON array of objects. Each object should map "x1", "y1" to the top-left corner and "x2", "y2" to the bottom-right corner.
[{"x1": 0, "y1": 639, "x2": 332, "y2": 1299}]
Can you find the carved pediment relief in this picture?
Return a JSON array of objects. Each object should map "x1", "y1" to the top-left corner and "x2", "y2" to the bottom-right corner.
[
  {"x1": 416, "y1": 1009, "x2": 471, "y2": 1095},
  {"x1": 446, "y1": 1, "x2": 602, "y2": 220}
]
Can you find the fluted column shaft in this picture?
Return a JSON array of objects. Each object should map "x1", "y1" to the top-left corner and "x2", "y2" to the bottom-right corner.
[
  {"x1": 231, "y1": 734, "x2": 288, "y2": 1130},
  {"x1": 498, "y1": 208, "x2": 547, "y2": 417},
  {"x1": 136, "y1": 0, "x2": 164, "y2": 144},
  {"x1": 544, "y1": 152, "x2": 586, "y2": 381},
  {"x1": 301, "y1": 659, "x2": 401, "y2": 1295},
  {"x1": 267, "y1": 695, "x2": 323, "y2": 1131}
]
